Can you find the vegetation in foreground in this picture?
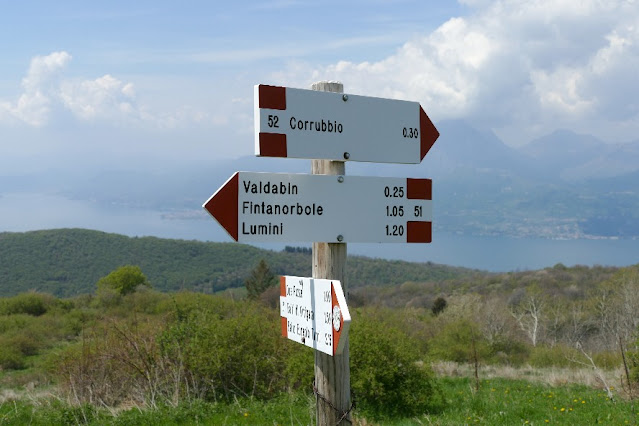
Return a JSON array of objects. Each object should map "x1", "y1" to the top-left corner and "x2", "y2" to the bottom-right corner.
[
  {"x1": 0, "y1": 258, "x2": 639, "y2": 423},
  {"x1": 0, "y1": 377, "x2": 635, "y2": 425}
]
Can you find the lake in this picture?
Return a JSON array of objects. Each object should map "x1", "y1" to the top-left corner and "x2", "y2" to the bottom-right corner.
[{"x1": 1, "y1": 192, "x2": 637, "y2": 272}]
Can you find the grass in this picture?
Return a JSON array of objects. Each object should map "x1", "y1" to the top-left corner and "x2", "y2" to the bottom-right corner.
[
  {"x1": 413, "y1": 377, "x2": 635, "y2": 425},
  {"x1": 0, "y1": 376, "x2": 635, "y2": 425},
  {"x1": 0, "y1": 393, "x2": 315, "y2": 425}
]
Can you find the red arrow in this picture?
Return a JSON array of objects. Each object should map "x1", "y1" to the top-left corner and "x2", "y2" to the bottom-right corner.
[
  {"x1": 203, "y1": 172, "x2": 239, "y2": 241},
  {"x1": 420, "y1": 106, "x2": 439, "y2": 162},
  {"x1": 331, "y1": 281, "x2": 343, "y2": 356}
]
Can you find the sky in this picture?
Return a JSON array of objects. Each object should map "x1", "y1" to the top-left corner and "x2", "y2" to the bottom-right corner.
[{"x1": 1, "y1": 0, "x2": 639, "y2": 175}]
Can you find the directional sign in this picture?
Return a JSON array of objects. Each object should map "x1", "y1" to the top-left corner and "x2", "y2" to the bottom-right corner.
[
  {"x1": 254, "y1": 84, "x2": 439, "y2": 164},
  {"x1": 203, "y1": 171, "x2": 432, "y2": 243},
  {"x1": 280, "y1": 275, "x2": 350, "y2": 356}
]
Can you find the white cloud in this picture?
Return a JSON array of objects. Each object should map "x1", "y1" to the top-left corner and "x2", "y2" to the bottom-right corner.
[
  {"x1": 21, "y1": 51, "x2": 71, "y2": 93},
  {"x1": 0, "y1": 51, "x2": 212, "y2": 129},
  {"x1": 286, "y1": 0, "x2": 639, "y2": 144},
  {"x1": 0, "y1": 51, "x2": 71, "y2": 126},
  {"x1": 59, "y1": 74, "x2": 138, "y2": 121}
]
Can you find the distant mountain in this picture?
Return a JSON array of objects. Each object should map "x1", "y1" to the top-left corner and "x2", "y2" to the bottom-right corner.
[
  {"x1": 522, "y1": 129, "x2": 605, "y2": 167},
  {"x1": 520, "y1": 130, "x2": 639, "y2": 181},
  {"x1": 562, "y1": 140, "x2": 639, "y2": 181},
  {"x1": 5, "y1": 122, "x2": 639, "y2": 240},
  {"x1": 420, "y1": 120, "x2": 540, "y2": 179}
]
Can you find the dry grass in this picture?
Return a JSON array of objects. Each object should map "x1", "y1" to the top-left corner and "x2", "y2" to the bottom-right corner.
[
  {"x1": 432, "y1": 361, "x2": 627, "y2": 392},
  {"x1": 0, "y1": 387, "x2": 56, "y2": 404}
]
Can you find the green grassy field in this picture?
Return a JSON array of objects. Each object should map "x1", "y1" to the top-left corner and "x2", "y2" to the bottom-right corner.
[{"x1": 1, "y1": 376, "x2": 634, "y2": 425}]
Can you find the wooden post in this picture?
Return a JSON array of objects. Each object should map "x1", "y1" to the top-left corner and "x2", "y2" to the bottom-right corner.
[{"x1": 311, "y1": 81, "x2": 351, "y2": 425}]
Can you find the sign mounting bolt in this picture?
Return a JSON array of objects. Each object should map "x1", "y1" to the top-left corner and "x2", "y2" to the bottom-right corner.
[
  {"x1": 337, "y1": 235, "x2": 344, "y2": 242},
  {"x1": 343, "y1": 152, "x2": 350, "y2": 160},
  {"x1": 342, "y1": 94, "x2": 348, "y2": 102},
  {"x1": 337, "y1": 175, "x2": 344, "y2": 183}
]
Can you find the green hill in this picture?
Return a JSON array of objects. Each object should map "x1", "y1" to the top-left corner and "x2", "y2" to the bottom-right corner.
[{"x1": 0, "y1": 228, "x2": 474, "y2": 297}]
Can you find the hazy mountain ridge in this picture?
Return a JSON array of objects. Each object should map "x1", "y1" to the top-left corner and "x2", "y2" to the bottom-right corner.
[{"x1": 2, "y1": 121, "x2": 638, "y2": 239}]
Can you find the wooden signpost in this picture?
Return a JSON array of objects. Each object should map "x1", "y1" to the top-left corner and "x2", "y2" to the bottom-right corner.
[{"x1": 203, "y1": 80, "x2": 439, "y2": 425}]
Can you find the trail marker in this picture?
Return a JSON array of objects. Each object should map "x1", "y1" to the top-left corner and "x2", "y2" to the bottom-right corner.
[
  {"x1": 255, "y1": 84, "x2": 439, "y2": 164},
  {"x1": 279, "y1": 276, "x2": 350, "y2": 356},
  {"x1": 203, "y1": 171, "x2": 432, "y2": 243}
]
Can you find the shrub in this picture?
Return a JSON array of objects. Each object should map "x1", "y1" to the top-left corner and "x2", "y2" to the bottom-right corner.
[
  {"x1": 97, "y1": 265, "x2": 150, "y2": 296},
  {"x1": 0, "y1": 292, "x2": 58, "y2": 316},
  {"x1": 429, "y1": 319, "x2": 491, "y2": 364},
  {"x1": 488, "y1": 337, "x2": 530, "y2": 366},
  {"x1": 61, "y1": 309, "x2": 98, "y2": 337},
  {"x1": 593, "y1": 350, "x2": 622, "y2": 370},
  {"x1": 528, "y1": 344, "x2": 581, "y2": 369},
  {"x1": 160, "y1": 299, "x2": 289, "y2": 401},
  {"x1": 283, "y1": 343, "x2": 314, "y2": 391},
  {"x1": 350, "y1": 309, "x2": 444, "y2": 419},
  {"x1": 51, "y1": 317, "x2": 167, "y2": 407},
  {"x1": 431, "y1": 297, "x2": 448, "y2": 316},
  {"x1": 0, "y1": 341, "x2": 26, "y2": 370}
]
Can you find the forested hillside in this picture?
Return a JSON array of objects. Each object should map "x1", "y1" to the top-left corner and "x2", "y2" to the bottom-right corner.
[
  {"x1": 350, "y1": 263, "x2": 622, "y2": 308},
  {"x1": 0, "y1": 229, "x2": 474, "y2": 297}
]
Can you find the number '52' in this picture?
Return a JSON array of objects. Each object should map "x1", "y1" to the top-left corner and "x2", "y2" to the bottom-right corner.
[{"x1": 268, "y1": 115, "x2": 279, "y2": 128}]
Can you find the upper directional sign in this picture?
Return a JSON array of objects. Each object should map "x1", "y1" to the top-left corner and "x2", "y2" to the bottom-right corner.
[
  {"x1": 254, "y1": 84, "x2": 439, "y2": 164},
  {"x1": 203, "y1": 171, "x2": 432, "y2": 243}
]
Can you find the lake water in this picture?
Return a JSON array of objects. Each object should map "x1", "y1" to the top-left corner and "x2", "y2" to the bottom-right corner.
[{"x1": 1, "y1": 193, "x2": 637, "y2": 272}]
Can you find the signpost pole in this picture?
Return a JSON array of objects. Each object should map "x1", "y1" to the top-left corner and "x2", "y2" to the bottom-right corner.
[{"x1": 311, "y1": 81, "x2": 351, "y2": 425}]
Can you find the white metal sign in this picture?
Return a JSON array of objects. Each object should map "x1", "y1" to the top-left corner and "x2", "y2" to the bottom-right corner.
[
  {"x1": 279, "y1": 275, "x2": 350, "y2": 356},
  {"x1": 203, "y1": 171, "x2": 433, "y2": 243},
  {"x1": 254, "y1": 84, "x2": 439, "y2": 164}
]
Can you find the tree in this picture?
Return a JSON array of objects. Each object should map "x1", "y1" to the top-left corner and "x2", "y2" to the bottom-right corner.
[
  {"x1": 431, "y1": 297, "x2": 448, "y2": 316},
  {"x1": 97, "y1": 265, "x2": 150, "y2": 296},
  {"x1": 509, "y1": 285, "x2": 547, "y2": 347},
  {"x1": 244, "y1": 259, "x2": 276, "y2": 300}
]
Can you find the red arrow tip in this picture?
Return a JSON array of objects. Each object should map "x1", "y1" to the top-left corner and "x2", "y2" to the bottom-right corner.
[
  {"x1": 420, "y1": 106, "x2": 439, "y2": 162},
  {"x1": 331, "y1": 283, "x2": 343, "y2": 356},
  {"x1": 203, "y1": 173, "x2": 239, "y2": 241}
]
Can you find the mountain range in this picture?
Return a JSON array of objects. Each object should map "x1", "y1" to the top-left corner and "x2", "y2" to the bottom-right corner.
[{"x1": 2, "y1": 120, "x2": 638, "y2": 239}]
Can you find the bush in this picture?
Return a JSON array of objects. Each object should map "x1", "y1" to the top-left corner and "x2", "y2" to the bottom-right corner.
[
  {"x1": 97, "y1": 265, "x2": 150, "y2": 296},
  {"x1": 0, "y1": 292, "x2": 58, "y2": 316},
  {"x1": 283, "y1": 343, "x2": 314, "y2": 391},
  {"x1": 528, "y1": 344, "x2": 581, "y2": 369},
  {"x1": 0, "y1": 342, "x2": 26, "y2": 370},
  {"x1": 489, "y1": 337, "x2": 530, "y2": 366},
  {"x1": 160, "y1": 299, "x2": 289, "y2": 401},
  {"x1": 51, "y1": 317, "x2": 167, "y2": 407},
  {"x1": 593, "y1": 351, "x2": 622, "y2": 370},
  {"x1": 350, "y1": 309, "x2": 444, "y2": 419},
  {"x1": 429, "y1": 319, "x2": 491, "y2": 364},
  {"x1": 0, "y1": 314, "x2": 56, "y2": 361}
]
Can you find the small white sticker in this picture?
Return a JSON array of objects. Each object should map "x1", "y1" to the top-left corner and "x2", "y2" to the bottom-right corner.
[{"x1": 333, "y1": 305, "x2": 342, "y2": 331}]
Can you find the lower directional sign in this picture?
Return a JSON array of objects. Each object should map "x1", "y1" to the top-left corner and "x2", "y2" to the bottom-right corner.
[
  {"x1": 279, "y1": 275, "x2": 350, "y2": 356},
  {"x1": 203, "y1": 171, "x2": 433, "y2": 243}
]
